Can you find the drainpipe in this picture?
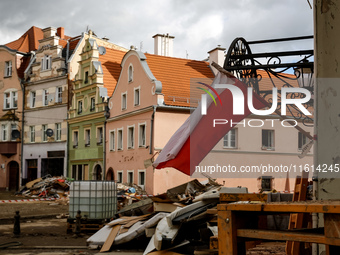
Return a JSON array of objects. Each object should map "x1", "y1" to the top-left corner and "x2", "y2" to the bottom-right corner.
[
  {"x1": 20, "y1": 79, "x2": 25, "y2": 187},
  {"x1": 104, "y1": 101, "x2": 110, "y2": 180},
  {"x1": 150, "y1": 106, "x2": 157, "y2": 155}
]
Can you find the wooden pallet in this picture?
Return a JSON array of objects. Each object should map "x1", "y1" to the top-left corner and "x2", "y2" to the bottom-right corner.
[{"x1": 67, "y1": 218, "x2": 105, "y2": 233}]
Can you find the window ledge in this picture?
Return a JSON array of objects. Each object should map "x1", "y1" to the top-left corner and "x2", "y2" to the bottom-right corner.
[{"x1": 261, "y1": 147, "x2": 275, "y2": 151}]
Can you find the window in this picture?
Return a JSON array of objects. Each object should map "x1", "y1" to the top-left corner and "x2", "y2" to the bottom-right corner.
[
  {"x1": 5, "y1": 61, "x2": 12, "y2": 77},
  {"x1": 117, "y1": 171, "x2": 123, "y2": 183},
  {"x1": 128, "y1": 126, "x2": 134, "y2": 149},
  {"x1": 1, "y1": 124, "x2": 7, "y2": 141},
  {"x1": 30, "y1": 126, "x2": 35, "y2": 143},
  {"x1": 128, "y1": 65, "x2": 133, "y2": 82},
  {"x1": 84, "y1": 71, "x2": 89, "y2": 84},
  {"x1": 138, "y1": 170, "x2": 145, "y2": 190},
  {"x1": 117, "y1": 129, "x2": 123, "y2": 150},
  {"x1": 56, "y1": 87, "x2": 62, "y2": 103},
  {"x1": 30, "y1": 91, "x2": 36, "y2": 108},
  {"x1": 127, "y1": 171, "x2": 134, "y2": 185},
  {"x1": 298, "y1": 132, "x2": 309, "y2": 150},
  {"x1": 85, "y1": 129, "x2": 91, "y2": 146},
  {"x1": 43, "y1": 89, "x2": 49, "y2": 106},
  {"x1": 72, "y1": 165, "x2": 84, "y2": 180},
  {"x1": 258, "y1": 176, "x2": 274, "y2": 192},
  {"x1": 90, "y1": 97, "x2": 95, "y2": 111},
  {"x1": 262, "y1": 130, "x2": 274, "y2": 150},
  {"x1": 42, "y1": 124, "x2": 47, "y2": 142},
  {"x1": 11, "y1": 124, "x2": 17, "y2": 141},
  {"x1": 78, "y1": 100, "x2": 82, "y2": 114},
  {"x1": 110, "y1": 130, "x2": 115, "y2": 151},
  {"x1": 97, "y1": 127, "x2": 103, "y2": 145},
  {"x1": 139, "y1": 124, "x2": 146, "y2": 147},
  {"x1": 41, "y1": 55, "x2": 52, "y2": 70},
  {"x1": 73, "y1": 131, "x2": 78, "y2": 148},
  {"x1": 4, "y1": 91, "x2": 17, "y2": 109},
  {"x1": 223, "y1": 129, "x2": 237, "y2": 148},
  {"x1": 134, "y1": 87, "x2": 140, "y2": 106},
  {"x1": 122, "y1": 92, "x2": 127, "y2": 110},
  {"x1": 55, "y1": 123, "x2": 61, "y2": 141}
]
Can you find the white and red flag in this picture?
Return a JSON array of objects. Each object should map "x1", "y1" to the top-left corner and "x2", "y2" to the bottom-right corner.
[{"x1": 153, "y1": 70, "x2": 269, "y2": 175}]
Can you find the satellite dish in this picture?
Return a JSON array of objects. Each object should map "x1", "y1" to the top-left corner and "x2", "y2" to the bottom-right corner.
[
  {"x1": 11, "y1": 130, "x2": 20, "y2": 139},
  {"x1": 46, "y1": 128, "x2": 54, "y2": 137},
  {"x1": 98, "y1": 46, "x2": 106, "y2": 55}
]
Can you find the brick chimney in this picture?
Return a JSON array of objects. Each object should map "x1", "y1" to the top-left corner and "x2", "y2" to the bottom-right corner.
[
  {"x1": 208, "y1": 45, "x2": 226, "y2": 75},
  {"x1": 153, "y1": 34, "x2": 175, "y2": 57},
  {"x1": 57, "y1": 27, "x2": 65, "y2": 39}
]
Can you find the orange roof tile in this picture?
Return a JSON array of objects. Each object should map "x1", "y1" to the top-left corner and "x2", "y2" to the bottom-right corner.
[
  {"x1": 99, "y1": 48, "x2": 126, "y2": 96},
  {"x1": 144, "y1": 54, "x2": 215, "y2": 107},
  {"x1": 5, "y1": 26, "x2": 44, "y2": 52}
]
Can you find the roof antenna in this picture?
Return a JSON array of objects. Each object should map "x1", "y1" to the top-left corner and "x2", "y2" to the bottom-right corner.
[
  {"x1": 86, "y1": 25, "x2": 89, "y2": 32},
  {"x1": 140, "y1": 41, "x2": 143, "y2": 52},
  {"x1": 186, "y1": 50, "x2": 189, "y2": 59}
]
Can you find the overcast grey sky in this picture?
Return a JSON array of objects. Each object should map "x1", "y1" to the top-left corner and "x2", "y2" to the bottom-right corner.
[{"x1": 0, "y1": 0, "x2": 313, "y2": 60}]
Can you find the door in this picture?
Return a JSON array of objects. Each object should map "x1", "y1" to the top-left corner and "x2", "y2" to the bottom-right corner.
[{"x1": 8, "y1": 161, "x2": 19, "y2": 191}]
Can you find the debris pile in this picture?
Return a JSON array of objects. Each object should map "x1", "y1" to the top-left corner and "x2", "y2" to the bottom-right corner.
[
  {"x1": 117, "y1": 182, "x2": 149, "y2": 212},
  {"x1": 18, "y1": 175, "x2": 70, "y2": 199},
  {"x1": 87, "y1": 179, "x2": 248, "y2": 254}
]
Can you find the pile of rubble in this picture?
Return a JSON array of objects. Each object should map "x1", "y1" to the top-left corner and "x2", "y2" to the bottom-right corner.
[
  {"x1": 87, "y1": 179, "x2": 248, "y2": 254},
  {"x1": 17, "y1": 175, "x2": 70, "y2": 199}
]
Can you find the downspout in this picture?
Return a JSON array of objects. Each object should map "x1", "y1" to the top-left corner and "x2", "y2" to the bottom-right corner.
[
  {"x1": 103, "y1": 102, "x2": 110, "y2": 180},
  {"x1": 20, "y1": 79, "x2": 25, "y2": 187},
  {"x1": 150, "y1": 105, "x2": 157, "y2": 155},
  {"x1": 65, "y1": 39, "x2": 70, "y2": 178}
]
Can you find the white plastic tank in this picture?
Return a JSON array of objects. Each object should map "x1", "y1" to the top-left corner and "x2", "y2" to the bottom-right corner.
[{"x1": 69, "y1": 181, "x2": 117, "y2": 219}]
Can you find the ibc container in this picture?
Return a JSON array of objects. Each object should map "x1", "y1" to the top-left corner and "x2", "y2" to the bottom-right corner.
[{"x1": 69, "y1": 181, "x2": 117, "y2": 219}]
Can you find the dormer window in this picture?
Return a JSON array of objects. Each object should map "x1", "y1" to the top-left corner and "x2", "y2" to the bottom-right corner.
[
  {"x1": 128, "y1": 65, "x2": 133, "y2": 82},
  {"x1": 41, "y1": 55, "x2": 52, "y2": 71}
]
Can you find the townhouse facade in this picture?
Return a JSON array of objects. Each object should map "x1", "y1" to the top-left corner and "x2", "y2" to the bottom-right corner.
[
  {"x1": 0, "y1": 26, "x2": 44, "y2": 190},
  {"x1": 67, "y1": 32, "x2": 127, "y2": 181},
  {"x1": 22, "y1": 27, "x2": 83, "y2": 184}
]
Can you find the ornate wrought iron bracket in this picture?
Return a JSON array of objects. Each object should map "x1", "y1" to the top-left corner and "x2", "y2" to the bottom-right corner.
[{"x1": 224, "y1": 36, "x2": 314, "y2": 126}]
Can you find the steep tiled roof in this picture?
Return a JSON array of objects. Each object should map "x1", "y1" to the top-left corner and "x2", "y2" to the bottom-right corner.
[
  {"x1": 5, "y1": 26, "x2": 44, "y2": 52},
  {"x1": 144, "y1": 54, "x2": 215, "y2": 107},
  {"x1": 99, "y1": 48, "x2": 126, "y2": 96}
]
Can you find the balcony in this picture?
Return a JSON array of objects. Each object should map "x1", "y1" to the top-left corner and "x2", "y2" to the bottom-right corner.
[{"x1": 0, "y1": 141, "x2": 18, "y2": 157}]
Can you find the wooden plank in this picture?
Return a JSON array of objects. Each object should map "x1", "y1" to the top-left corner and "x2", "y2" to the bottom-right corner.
[
  {"x1": 210, "y1": 236, "x2": 218, "y2": 249},
  {"x1": 206, "y1": 209, "x2": 218, "y2": 215},
  {"x1": 218, "y1": 202, "x2": 340, "y2": 213},
  {"x1": 325, "y1": 214, "x2": 340, "y2": 238},
  {"x1": 220, "y1": 193, "x2": 267, "y2": 202},
  {"x1": 218, "y1": 210, "x2": 237, "y2": 255},
  {"x1": 100, "y1": 225, "x2": 120, "y2": 252},
  {"x1": 237, "y1": 229, "x2": 340, "y2": 246}
]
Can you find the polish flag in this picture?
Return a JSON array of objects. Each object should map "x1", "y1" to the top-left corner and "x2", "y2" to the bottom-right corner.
[{"x1": 153, "y1": 70, "x2": 269, "y2": 175}]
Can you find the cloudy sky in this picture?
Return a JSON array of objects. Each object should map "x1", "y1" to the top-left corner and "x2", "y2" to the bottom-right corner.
[{"x1": 0, "y1": 0, "x2": 313, "y2": 60}]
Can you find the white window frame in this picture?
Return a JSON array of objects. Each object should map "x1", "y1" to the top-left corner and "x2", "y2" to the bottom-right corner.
[
  {"x1": 128, "y1": 64, "x2": 133, "y2": 82},
  {"x1": 134, "y1": 87, "x2": 140, "y2": 106},
  {"x1": 73, "y1": 130, "x2": 79, "y2": 148},
  {"x1": 138, "y1": 123, "x2": 146, "y2": 147},
  {"x1": 43, "y1": 89, "x2": 49, "y2": 106},
  {"x1": 127, "y1": 170, "x2": 134, "y2": 185},
  {"x1": 30, "y1": 91, "x2": 36, "y2": 108},
  {"x1": 56, "y1": 86, "x2": 62, "y2": 103},
  {"x1": 137, "y1": 169, "x2": 146, "y2": 190},
  {"x1": 41, "y1": 55, "x2": 52, "y2": 71},
  {"x1": 117, "y1": 128, "x2": 123, "y2": 150},
  {"x1": 1, "y1": 124, "x2": 7, "y2": 141},
  {"x1": 5, "y1": 61, "x2": 12, "y2": 77},
  {"x1": 42, "y1": 124, "x2": 48, "y2": 142},
  {"x1": 109, "y1": 130, "x2": 115, "y2": 151},
  {"x1": 262, "y1": 130, "x2": 275, "y2": 150},
  {"x1": 30, "y1": 126, "x2": 35, "y2": 143},
  {"x1": 85, "y1": 128, "x2": 91, "y2": 146},
  {"x1": 121, "y1": 92, "x2": 127, "y2": 110},
  {"x1": 55, "y1": 123, "x2": 61, "y2": 141},
  {"x1": 223, "y1": 129, "x2": 237, "y2": 148},
  {"x1": 127, "y1": 125, "x2": 135, "y2": 149},
  {"x1": 97, "y1": 126, "x2": 103, "y2": 145},
  {"x1": 11, "y1": 124, "x2": 17, "y2": 141},
  {"x1": 3, "y1": 90, "x2": 18, "y2": 109},
  {"x1": 117, "y1": 170, "x2": 123, "y2": 183}
]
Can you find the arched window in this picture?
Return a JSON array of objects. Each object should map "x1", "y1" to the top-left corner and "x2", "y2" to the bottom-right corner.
[{"x1": 128, "y1": 65, "x2": 133, "y2": 82}]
